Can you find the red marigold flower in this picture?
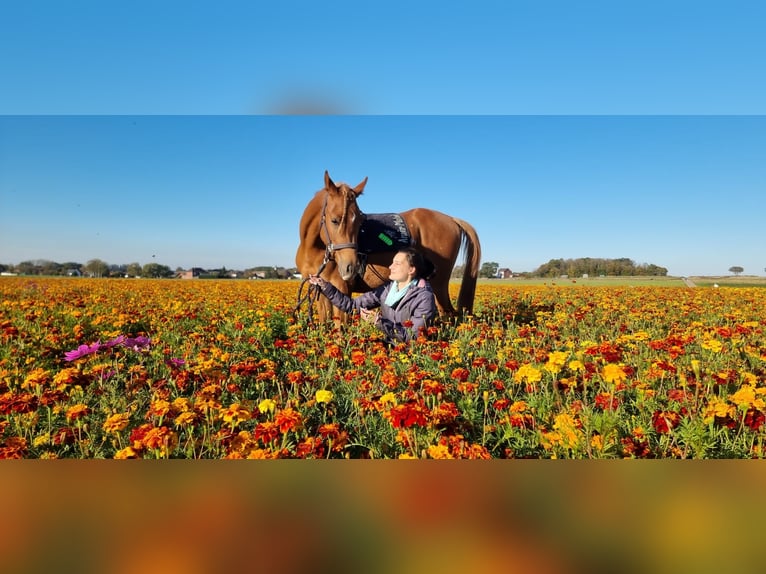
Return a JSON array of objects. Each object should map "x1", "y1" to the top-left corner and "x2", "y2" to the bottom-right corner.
[
  {"x1": 504, "y1": 360, "x2": 519, "y2": 371},
  {"x1": 129, "y1": 423, "x2": 154, "y2": 449},
  {"x1": 52, "y1": 426, "x2": 77, "y2": 446},
  {"x1": 450, "y1": 367, "x2": 470, "y2": 382},
  {"x1": 386, "y1": 402, "x2": 429, "y2": 429},
  {"x1": 432, "y1": 402, "x2": 459, "y2": 425},
  {"x1": 594, "y1": 392, "x2": 620, "y2": 411},
  {"x1": 0, "y1": 436, "x2": 28, "y2": 459},
  {"x1": 492, "y1": 398, "x2": 511, "y2": 411},
  {"x1": 325, "y1": 344, "x2": 343, "y2": 359},
  {"x1": 274, "y1": 407, "x2": 302, "y2": 434},
  {"x1": 652, "y1": 410, "x2": 682, "y2": 434},
  {"x1": 286, "y1": 370, "x2": 305, "y2": 384},
  {"x1": 421, "y1": 379, "x2": 445, "y2": 396},
  {"x1": 254, "y1": 421, "x2": 280, "y2": 444},
  {"x1": 744, "y1": 408, "x2": 765, "y2": 431}
]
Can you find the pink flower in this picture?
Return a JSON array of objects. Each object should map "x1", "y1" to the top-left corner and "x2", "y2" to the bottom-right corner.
[{"x1": 64, "y1": 342, "x2": 102, "y2": 361}]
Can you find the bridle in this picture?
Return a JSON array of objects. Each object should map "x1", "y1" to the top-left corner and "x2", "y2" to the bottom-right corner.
[
  {"x1": 319, "y1": 192, "x2": 359, "y2": 260},
  {"x1": 294, "y1": 190, "x2": 363, "y2": 324}
]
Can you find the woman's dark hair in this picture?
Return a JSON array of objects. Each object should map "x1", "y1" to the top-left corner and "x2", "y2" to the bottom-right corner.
[{"x1": 399, "y1": 247, "x2": 436, "y2": 280}]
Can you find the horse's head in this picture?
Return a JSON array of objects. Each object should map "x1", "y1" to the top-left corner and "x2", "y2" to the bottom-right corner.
[{"x1": 321, "y1": 170, "x2": 367, "y2": 281}]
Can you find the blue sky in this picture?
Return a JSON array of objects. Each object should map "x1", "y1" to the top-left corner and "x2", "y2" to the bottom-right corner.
[
  {"x1": 1, "y1": 1, "x2": 764, "y2": 276},
  {"x1": 2, "y1": 115, "x2": 764, "y2": 276},
  {"x1": 2, "y1": 1, "x2": 765, "y2": 115}
]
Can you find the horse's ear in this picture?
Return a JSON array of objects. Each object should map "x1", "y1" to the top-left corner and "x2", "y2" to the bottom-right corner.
[
  {"x1": 324, "y1": 170, "x2": 338, "y2": 192},
  {"x1": 353, "y1": 176, "x2": 368, "y2": 196}
]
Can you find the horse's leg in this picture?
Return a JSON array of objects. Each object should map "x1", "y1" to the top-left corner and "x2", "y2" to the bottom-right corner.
[{"x1": 430, "y1": 272, "x2": 456, "y2": 316}]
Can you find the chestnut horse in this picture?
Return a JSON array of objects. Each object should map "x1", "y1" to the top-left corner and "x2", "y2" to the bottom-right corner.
[{"x1": 295, "y1": 171, "x2": 481, "y2": 323}]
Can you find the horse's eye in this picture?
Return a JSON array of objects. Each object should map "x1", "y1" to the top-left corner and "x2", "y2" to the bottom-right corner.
[{"x1": 331, "y1": 218, "x2": 341, "y2": 226}]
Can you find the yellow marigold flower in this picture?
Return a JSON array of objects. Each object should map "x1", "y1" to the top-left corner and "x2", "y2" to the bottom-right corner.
[
  {"x1": 397, "y1": 453, "x2": 418, "y2": 459},
  {"x1": 222, "y1": 403, "x2": 252, "y2": 425},
  {"x1": 33, "y1": 434, "x2": 51, "y2": 447},
  {"x1": 701, "y1": 338, "x2": 723, "y2": 353},
  {"x1": 103, "y1": 413, "x2": 130, "y2": 434},
  {"x1": 514, "y1": 363, "x2": 542, "y2": 384},
  {"x1": 379, "y1": 392, "x2": 397, "y2": 405},
  {"x1": 568, "y1": 360, "x2": 585, "y2": 372},
  {"x1": 729, "y1": 385, "x2": 765, "y2": 411},
  {"x1": 23, "y1": 367, "x2": 50, "y2": 389},
  {"x1": 315, "y1": 389, "x2": 334, "y2": 404},
  {"x1": 258, "y1": 398, "x2": 277, "y2": 414},
  {"x1": 540, "y1": 430, "x2": 562, "y2": 450},
  {"x1": 703, "y1": 397, "x2": 735, "y2": 424},
  {"x1": 544, "y1": 351, "x2": 568, "y2": 374},
  {"x1": 172, "y1": 397, "x2": 193, "y2": 412},
  {"x1": 553, "y1": 413, "x2": 581, "y2": 449},
  {"x1": 602, "y1": 363, "x2": 627, "y2": 385},
  {"x1": 427, "y1": 444, "x2": 454, "y2": 459},
  {"x1": 742, "y1": 372, "x2": 758, "y2": 385},
  {"x1": 590, "y1": 434, "x2": 604, "y2": 452},
  {"x1": 691, "y1": 359, "x2": 701, "y2": 378},
  {"x1": 114, "y1": 446, "x2": 140, "y2": 459},
  {"x1": 174, "y1": 411, "x2": 198, "y2": 427}
]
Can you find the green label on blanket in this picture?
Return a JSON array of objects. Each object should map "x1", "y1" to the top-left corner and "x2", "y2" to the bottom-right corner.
[{"x1": 378, "y1": 233, "x2": 393, "y2": 246}]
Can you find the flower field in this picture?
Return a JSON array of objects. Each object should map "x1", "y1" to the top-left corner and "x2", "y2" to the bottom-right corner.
[{"x1": 1, "y1": 276, "x2": 765, "y2": 459}]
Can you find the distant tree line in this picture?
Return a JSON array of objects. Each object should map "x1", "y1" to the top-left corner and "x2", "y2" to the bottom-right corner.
[
  {"x1": 0, "y1": 259, "x2": 300, "y2": 279},
  {"x1": 532, "y1": 258, "x2": 668, "y2": 277},
  {"x1": 0, "y1": 259, "x2": 176, "y2": 278}
]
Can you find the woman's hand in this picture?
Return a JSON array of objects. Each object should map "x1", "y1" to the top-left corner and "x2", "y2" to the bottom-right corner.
[
  {"x1": 360, "y1": 308, "x2": 379, "y2": 324},
  {"x1": 308, "y1": 274, "x2": 326, "y2": 287}
]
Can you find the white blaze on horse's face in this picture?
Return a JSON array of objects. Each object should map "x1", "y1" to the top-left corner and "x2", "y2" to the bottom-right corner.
[{"x1": 324, "y1": 172, "x2": 367, "y2": 282}]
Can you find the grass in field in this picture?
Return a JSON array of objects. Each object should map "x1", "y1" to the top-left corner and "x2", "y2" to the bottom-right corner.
[{"x1": 476, "y1": 275, "x2": 766, "y2": 288}]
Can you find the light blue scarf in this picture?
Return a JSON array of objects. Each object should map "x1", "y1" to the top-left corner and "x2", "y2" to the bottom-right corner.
[{"x1": 384, "y1": 280, "x2": 413, "y2": 307}]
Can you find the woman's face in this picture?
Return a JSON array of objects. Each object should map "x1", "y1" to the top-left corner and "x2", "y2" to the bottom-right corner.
[{"x1": 389, "y1": 252, "x2": 415, "y2": 284}]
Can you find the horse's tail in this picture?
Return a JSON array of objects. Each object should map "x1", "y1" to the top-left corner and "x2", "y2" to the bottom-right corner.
[{"x1": 452, "y1": 217, "x2": 481, "y2": 314}]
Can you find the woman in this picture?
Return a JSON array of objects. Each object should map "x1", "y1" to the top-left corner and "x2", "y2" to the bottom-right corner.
[{"x1": 308, "y1": 247, "x2": 437, "y2": 343}]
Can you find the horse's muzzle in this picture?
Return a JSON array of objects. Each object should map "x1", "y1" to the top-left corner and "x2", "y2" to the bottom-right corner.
[{"x1": 337, "y1": 259, "x2": 357, "y2": 281}]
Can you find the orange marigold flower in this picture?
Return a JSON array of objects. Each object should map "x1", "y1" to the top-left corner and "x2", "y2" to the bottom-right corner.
[
  {"x1": 141, "y1": 426, "x2": 178, "y2": 455},
  {"x1": 350, "y1": 349, "x2": 367, "y2": 366},
  {"x1": 455, "y1": 380, "x2": 477, "y2": 394},
  {"x1": 274, "y1": 407, "x2": 302, "y2": 434},
  {"x1": 66, "y1": 403, "x2": 91, "y2": 422},
  {"x1": 103, "y1": 412, "x2": 130, "y2": 433}
]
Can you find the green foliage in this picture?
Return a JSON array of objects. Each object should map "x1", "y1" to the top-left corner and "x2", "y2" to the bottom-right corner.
[{"x1": 533, "y1": 257, "x2": 668, "y2": 277}]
